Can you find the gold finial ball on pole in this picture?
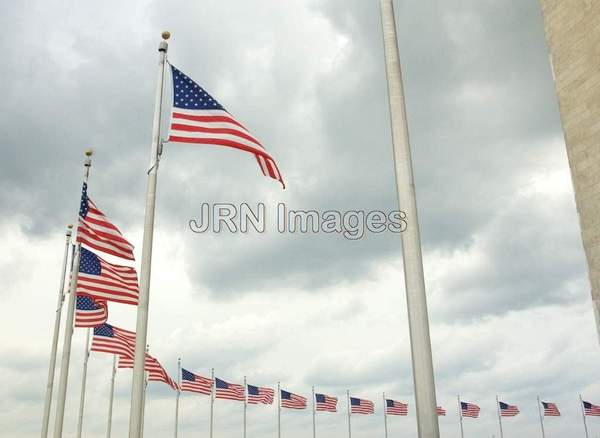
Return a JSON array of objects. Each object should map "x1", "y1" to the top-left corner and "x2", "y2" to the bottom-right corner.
[
  {"x1": 162, "y1": 31, "x2": 171, "y2": 40},
  {"x1": 84, "y1": 148, "x2": 93, "y2": 157},
  {"x1": 67, "y1": 224, "x2": 73, "y2": 229}
]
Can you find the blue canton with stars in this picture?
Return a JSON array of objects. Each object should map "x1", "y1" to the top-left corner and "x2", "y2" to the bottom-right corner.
[
  {"x1": 79, "y1": 182, "x2": 89, "y2": 218},
  {"x1": 181, "y1": 369, "x2": 195, "y2": 381},
  {"x1": 93, "y1": 323, "x2": 114, "y2": 337},
  {"x1": 79, "y1": 247, "x2": 101, "y2": 275},
  {"x1": 247, "y1": 385, "x2": 260, "y2": 395},
  {"x1": 77, "y1": 295, "x2": 101, "y2": 310},
  {"x1": 171, "y1": 65, "x2": 225, "y2": 111}
]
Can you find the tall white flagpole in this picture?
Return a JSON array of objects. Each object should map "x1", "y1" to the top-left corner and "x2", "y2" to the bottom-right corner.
[
  {"x1": 106, "y1": 355, "x2": 117, "y2": 438},
  {"x1": 174, "y1": 358, "x2": 181, "y2": 438},
  {"x1": 496, "y1": 396, "x2": 504, "y2": 438},
  {"x1": 536, "y1": 396, "x2": 546, "y2": 438},
  {"x1": 141, "y1": 345, "x2": 149, "y2": 437},
  {"x1": 129, "y1": 30, "x2": 170, "y2": 438},
  {"x1": 209, "y1": 368, "x2": 215, "y2": 438},
  {"x1": 277, "y1": 382, "x2": 281, "y2": 438},
  {"x1": 41, "y1": 224, "x2": 73, "y2": 438},
  {"x1": 383, "y1": 393, "x2": 388, "y2": 438},
  {"x1": 346, "y1": 390, "x2": 352, "y2": 438},
  {"x1": 75, "y1": 328, "x2": 92, "y2": 438},
  {"x1": 457, "y1": 396, "x2": 464, "y2": 438},
  {"x1": 312, "y1": 386, "x2": 316, "y2": 438},
  {"x1": 379, "y1": 2, "x2": 439, "y2": 437},
  {"x1": 580, "y1": 395, "x2": 590, "y2": 438},
  {"x1": 243, "y1": 376, "x2": 247, "y2": 438},
  {"x1": 53, "y1": 149, "x2": 93, "y2": 438}
]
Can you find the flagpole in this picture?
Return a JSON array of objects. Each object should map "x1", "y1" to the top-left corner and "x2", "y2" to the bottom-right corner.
[
  {"x1": 277, "y1": 382, "x2": 281, "y2": 438},
  {"x1": 209, "y1": 368, "x2": 214, "y2": 438},
  {"x1": 129, "y1": 30, "x2": 170, "y2": 438},
  {"x1": 41, "y1": 224, "x2": 72, "y2": 438},
  {"x1": 106, "y1": 355, "x2": 117, "y2": 438},
  {"x1": 537, "y1": 396, "x2": 546, "y2": 438},
  {"x1": 346, "y1": 390, "x2": 351, "y2": 438},
  {"x1": 383, "y1": 392, "x2": 388, "y2": 438},
  {"x1": 312, "y1": 386, "x2": 316, "y2": 438},
  {"x1": 457, "y1": 396, "x2": 464, "y2": 438},
  {"x1": 496, "y1": 396, "x2": 504, "y2": 438},
  {"x1": 580, "y1": 395, "x2": 590, "y2": 438},
  {"x1": 174, "y1": 358, "x2": 181, "y2": 438},
  {"x1": 243, "y1": 376, "x2": 247, "y2": 438},
  {"x1": 141, "y1": 345, "x2": 149, "y2": 437},
  {"x1": 76, "y1": 328, "x2": 92, "y2": 438},
  {"x1": 379, "y1": 2, "x2": 439, "y2": 437},
  {"x1": 53, "y1": 149, "x2": 93, "y2": 438}
]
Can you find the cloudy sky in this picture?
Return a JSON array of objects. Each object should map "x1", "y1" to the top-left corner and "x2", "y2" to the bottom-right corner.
[{"x1": 1, "y1": 0, "x2": 598, "y2": 437}]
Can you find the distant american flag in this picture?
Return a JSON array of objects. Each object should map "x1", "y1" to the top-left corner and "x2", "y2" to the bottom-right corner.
[
  {"x1": 247, "y1": 385, "x2": 274, "y2": 405},
  {"x1": 118, "y1": 354, "x2": 178, "y2": 390},
  {"x1": 499, "y1": 401, "x2": 519, "y2": 417},
  {"x1": 542, "y1": 401, "x2": 560, "y2": 417},
  {"x1": 74, "y1": 295, "x2": 107, "y2": 327},
  {"x1": 168, "y1": 65, "x2": 285, "y2": 188},
  {"x1": 281, "y1": 390, "x2": 307, "y2": 409},
  {"x1": 461, "y1": 401, "x2": 480, "y2": 418},
  {"x1": 583, "y1": 401, "x2": 600, "y2": 416},
  {"x1": 77, "y1": 247, "x2": 139, "y2": 305},
  {"x1": 385, "y1": 399, "x2": 407, "y2": 416},
  {"x1": 77, "y1": 182, "x2": 135, "y2": 260},
  {"x1": 91, "y1": 324, "x2": 135, "y2": 358},
  {"x1": 180, "y1": 368, "x2": 213, "y2": 395},
  {"x1": 350, "y1": 397, "x2": 374, "y2": 415},
  {"x1": 315, "y1": 393, "x2": 337, "y2": 412},
  {"x1": 437, "y1": 406, "x2": 446, "y2": 416},
  {"x1": 215, "y1": 377, "x2": 245, "y2": 401}
]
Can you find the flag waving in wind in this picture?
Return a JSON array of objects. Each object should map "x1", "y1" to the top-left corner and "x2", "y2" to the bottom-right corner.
[
  {"x1": 168, "y1": 65, "x2": 285, "y2": 188},
  {"x1": 75, "y1": 295, "x2": 108, "y2": 327},
  {"x1": 280, "y1": 390, "x2": 307, "y2": 409},
  {"x1": 499, "y1": 401, "x2": 519, "y2": 417},
  {"x1": 542, "y1": 401, "x2": 560, "y2": 417},
  {"x1": 350, "y1": 397, "x2": 374, "y2": 414},
  {"x1": 118, "y1": 354, "x2": 178, "y2": 390},
  {"x1": 247, "y1": 385, "x2": 274, "y2": 405}
]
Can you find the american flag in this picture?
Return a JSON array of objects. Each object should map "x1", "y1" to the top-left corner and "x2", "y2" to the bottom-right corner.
[
  {"x1": 385, "y1": 399, "x2": 408, "y2": 416},
  {"x1": 499, "y1": 401, "x2": 519, "y2": 417},
  {"x1": 315, "y1": 393, "x2": 337, "y2": 412},
  {"x1": 118, "y1": 354, "x2": 178, "y2": 390},
  {"x1": 437, "y1": 406, "x2": 446, "y2": 416},
  {"x1": 77, "y1": 247, "x2": 139, "y2": 305},
  {"x1": 168, "y1": 65, "x2": 285, "y2": 188},
  {"x1": 583, "y1": 401, "x2": 600, "y2": 416},
  {"x1": 461, "y1": 401, "x2": 480, "y2": 418},
  {"x1": 214, "y1": 377, "x2": 245, "y2": 401},
  {"x1": 180, "y1": 368, "x2": 213, "y2": 395},
  {"x1": 74, "y1": 295, "x2": 107, "y2": 327},
  {"x1": 247, "y1": 385, "x2": 274, "y2": 405},
  {"x1": 91, "y1": 323, "x2": 135, "y2": 357},
  {"x1": 280, "y1": 390, "x2": 307, "y2": 409},
  {"x1": 350, "y1": 397, "x2": 374, "y2": 415},
  {"x1": 77, "y1": 183, "x2": 135, "y2": 260},
  {"x1": 542, "y1": 401, "x2": 560, "y2": 417}
]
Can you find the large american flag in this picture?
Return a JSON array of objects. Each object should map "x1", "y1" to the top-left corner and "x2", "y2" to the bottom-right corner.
[
  {"x1": 437, "y1": 406, "x2": 446, "y2": 416},
  {"x1": 75, "y1": 295, "x2": 108, "y2": 327},
  {"x1": 214, "y1": 377, "x2": 245, "y2": 401},
  {"x1": 499, "y1": 401, "x2": 519, "y2": 417},
  {"x1": 77, "y1": 183, "x2": 135, "y2": 260},
  {"x1": 118, "y1": 354, "x2": 178, "y2": 390},
  {"x1": 168, "y1": 65, "x2": 285, "y2": 188},
  {"x1": 180, "y1": 368, "x2": 213, "y2": 395},
  {"x1": 350, "y1": 397, "x2": 374, "y2": 415},
  {"x1": 385, "y1": 399, "x2": 408, "y2": 416},
  {"x1": 542, "y1": 401, "x2": 560, "y2": 417},
  {"x1": 91, "y1": 323, "x2": 135, "y2": 357},
  {"x1": 315, "y1": 393, "x2": 337, "y2": 412},
  {"x1": 280, "y1": 390, "x2": 307, "y2": 409},
  {"x1": 77, "y1": 247, "x2": 139, "y2": 305},
  {"x1": 247, "y1": 385, "x2": 274, "y2": 405},
  {"x1": 461, "y1": 401, "x2": 480, "y2": 418},
  {"x1": 583, "y1": 401, "x2": 600, "y2": 416}
]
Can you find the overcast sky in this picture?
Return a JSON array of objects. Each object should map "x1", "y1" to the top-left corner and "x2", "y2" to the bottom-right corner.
[{"x1": 1, "y1": 0, "x2": 598, "y2": 437}]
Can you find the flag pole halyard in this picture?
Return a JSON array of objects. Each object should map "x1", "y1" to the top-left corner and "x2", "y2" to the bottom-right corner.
[
  {"x1": 496, "y1": 396, "x2": 504, "y2": 438},
  {"x1": 128, "y1": 31, "x2": 169, "y2": 438},
  {"x1": 457, "y1": 396, "x2": 464, "y2": 438},
  {"x1": 76, "y1": 328, "x2": 92, "y2": 438},
  {"x1": 53, "y1": 149, "x2": 93, "y2": 438},
  {"x1": 41, "y1": 224, "x2": 72, "y2": 438},
  {"x1": 383, "y1": 392, "x2": 388, "y2": 438},
  {"x1": 580, "y1": 395, "x2": 590, "y2": 438},
  {"x1": 537, "y1": 396, "x2": 546, "y2": 438},
  {"x1": 106, "y1": 355, "x2": 117, "y2": 438},
  {"x1": 312, "y1": 386, "x2": 316, "y2": 438},
  {"x1": 347, "y1": 390, "x2": 352, "y2": 438},
  {"x1": 209, "y1": 368, "x2": 215, "y2": 438},
  {"x1": 378, "y1": 2, "x2": 439, "y2": 436},
  {"x1": 174, "y1": 358, "x2": 181, "y2": 438}
]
